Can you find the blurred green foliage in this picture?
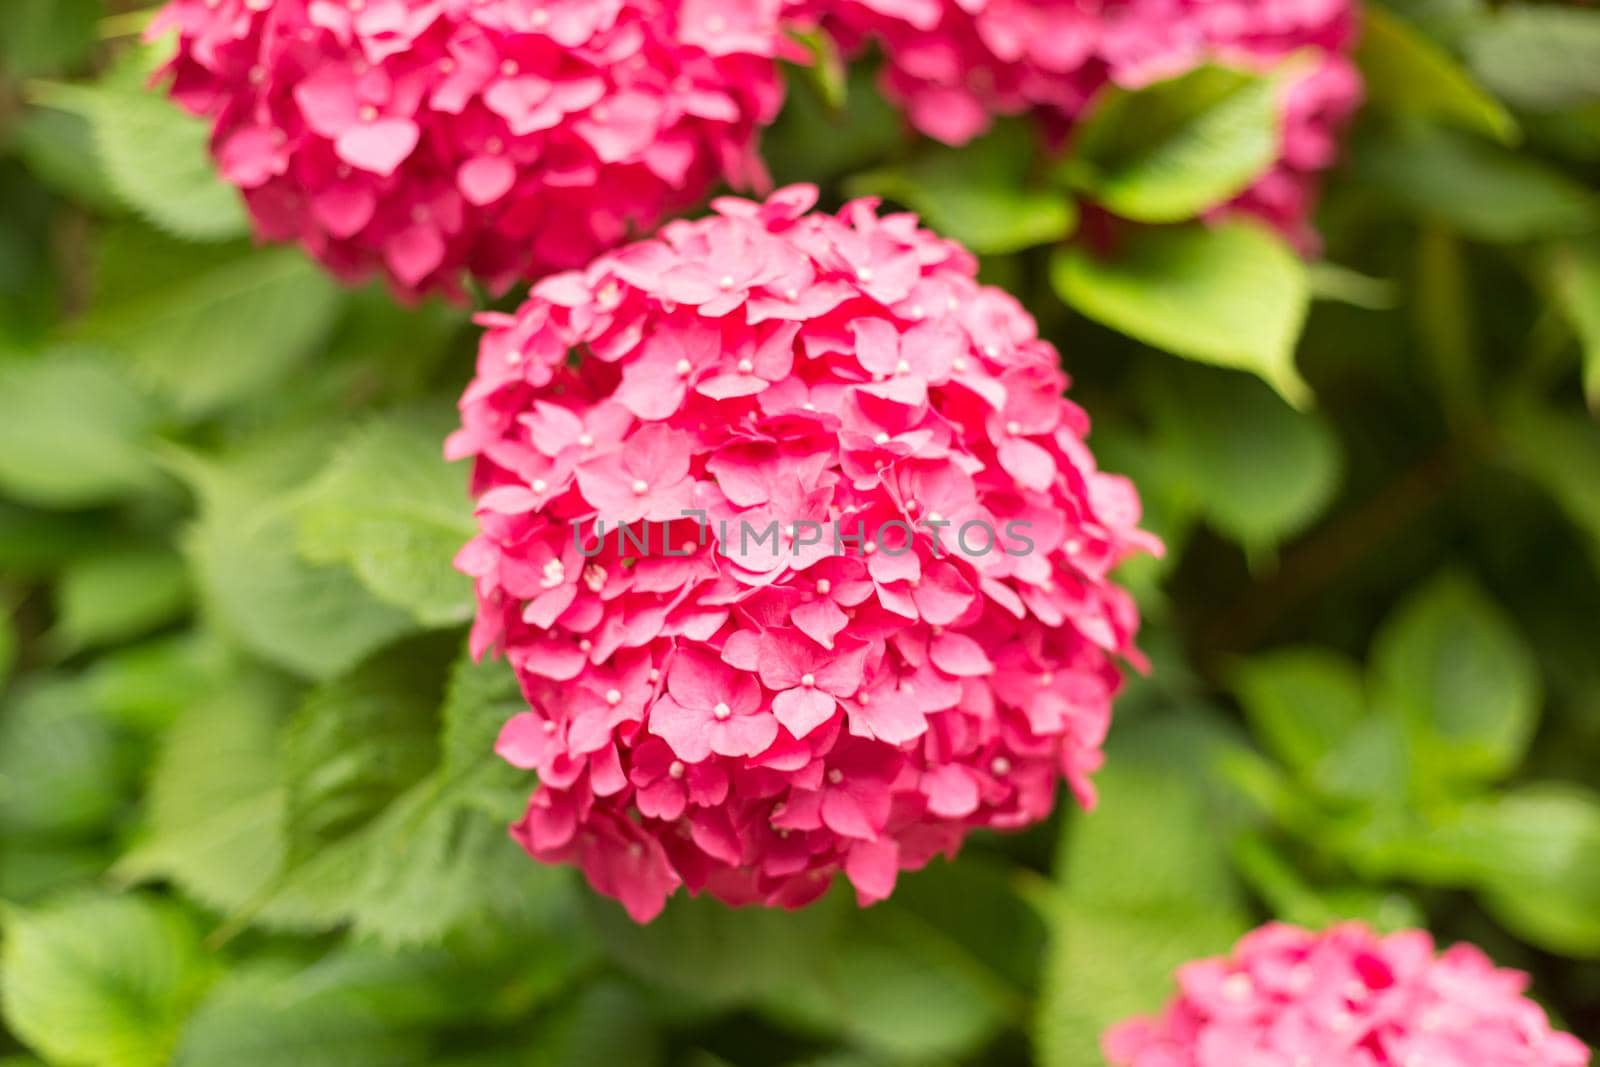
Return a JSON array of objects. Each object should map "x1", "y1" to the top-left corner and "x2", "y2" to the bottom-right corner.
[{"x1": 1, "y1": 1, "x2": 1598, "y2": 1064}]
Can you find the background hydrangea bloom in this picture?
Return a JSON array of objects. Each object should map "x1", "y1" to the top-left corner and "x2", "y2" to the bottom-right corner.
[
  {"x1": 1105, "y1": 922, "x2": 1592, "y2": 1067},
  {"x1": 449, "y1": 184, "x2": 1154, "y2": 921},
  {"x1": 812, "y1": 0, "x2": 1363, "y2": 246},
  {"x1": 149, "y1": 0, "x2": 794, "y2": 298}
]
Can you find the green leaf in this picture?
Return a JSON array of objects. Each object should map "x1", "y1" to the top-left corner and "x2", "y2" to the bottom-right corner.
[
  {"x1": 1466, "y1": 7, "x2": 1600, "y2": 113},
  {"x1": 1230, "y1": 833, "x2": 1424, "y2": 932},
  {"x1": 1413, "y1": 224, "x2": 1477, "y2": 427},
  {"x1": 1357, "y1": 787, "x2": 1600, "y2": 957},
  {"x1": 0, "y1": 352, "x2": 162, "y2": 508},
  {"x1": 0, "y1": 611, "x2": 15, "y2": 690},
  {"x1": 0, "y1": 0, "x2": 103, "y2": 77},
  {"x1": 1355, "y1": 121, "x2": 1600, "y2": 242},
  {"x1": 1372, "y1": 573, "x2": 1540, "y2": 790},
  {"x1": 171, "y1": 945, "x2": 516, "y2": 1067},
  {"x1": 1501, "y1": 405, "x2": 1600, "y2": 574},
  {"x1": 116, "y1": 676, "x2": 291, "y2": 916},
  {"x1": 789, "y1": 27, "x2": 848, "y2": 112},
  {"x1": 259, "y1": 647, "x2": 546, "y2": 944},
  {"x1": 0, "y1": 678, "x2": 130, "y2": 839},
  {"x1": 0, "y1": 842, "x2": 111, "y2": 907},
  {"x1": 172, "y1": 964, "x2": 426, "y2": 1067},
  {"x1": 438, "y1": 652, "x2": 535, "y2": 821},
  {"x1": 1313, "y1": 715, "x2": 1412, "y2": 809},
  {"x1": 1036, "y1": 716, "x2": 1250, "y2": 1067},
  {"x1": 1357, "y1": 6, "x2": 1517, "y2": 144},
  {"x1": 85, "y1": 633, "x2": 228, "y2": 733},
  {"x1": 258, "y1": 764, "x2": 559, "y2": 945},
  {"x1": 775, "y1": 902, "x2": 1016, "y2": 1061},
  {"x1": 1038, "y1": 901, "x2": 1246, "y2": 1067},
  {"x1": 1306, "y1": 262, "x2": 1400, "y2": 310},
  {"x1": 586, "y1": 890, "x2": 844, "y2": 1011},
  {"x1": 766, "y1": 64, "x2": 905, "y2": 187},
  {"x1": 32, "y1": 48, "x2": 248, "y2": 241},
  {"x1": 1, "y1": 894, "x2": 216, "y2": 1067},
  {"x1": 525, "y1": 983, "x2": 664, "y2": 1067},
  {"x1": 848, "y1": 122, "x2": 1076, "y2": 254},
  {"x1": 1231, "y1": 648, "x2": 1367, "y2": 785},
  {"x1": 1460, "y1": 787, "x2": 1600, "y2": 957},
  {"x1": 11, "y1": 108, "x2": 122, "y2": 213},
  {"x1": 77, "y1": 241, "x2": 342, "y2": 419},
  {"x1": 1063, "y1": 64, "x2": 1281, "y2": 223},
  {"x1": 1147, "y1": 368, "x2": 1341, "y2": 549},
  {"x1": 175, "y1": 452, "x2": 416, "y2": 680},
  {"x1": 1547, "y1": 238, "x2": 1600, "y2": 411},
  {"x1": 0, "y1": 505, "x2": 119, "y2": 579},
  {"x1": 54, "y1": 547, "x2": 190, "y2": 651},
  {"x1": 295, "y1": 409, "x2": 476, "y2": 628},
  {"x1": 283, "y1": 635, "x2": 453, "y2": 862},
  {"x1": 758, "y1": 862, "x2": 1032, "y2": 1060},
  {"x1": 1052, "y1": 221, "x2": 1311, "y2": 406}
]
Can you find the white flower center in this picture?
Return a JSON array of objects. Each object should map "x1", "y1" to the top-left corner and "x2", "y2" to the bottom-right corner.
[{"x1": 712, "y1": 702, "x2": 731, "y2": 721}]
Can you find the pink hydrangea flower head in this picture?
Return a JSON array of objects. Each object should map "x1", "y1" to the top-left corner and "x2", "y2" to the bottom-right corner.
[
  {"x1": 809, "y1": 0, "x2": 1363, "y2": 249},
  {"x1": 1104, "y1": 922, "x2": 1592, "y2": 1067},
  {"x1": 451, "y1": 184, "x2": 1156, "y2": 921},
  {"x1": 148, "y1": 0, "x2": 796, "y2": 299}
]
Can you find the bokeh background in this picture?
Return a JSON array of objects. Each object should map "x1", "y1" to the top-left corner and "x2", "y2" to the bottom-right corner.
[{"x1": 1, "y1": 1, "x2": 1598, "y2": 1064}]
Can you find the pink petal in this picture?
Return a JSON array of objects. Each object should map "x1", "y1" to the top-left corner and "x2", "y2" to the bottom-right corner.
[
  {"x1": 709, "y1": 711, "x2": 779, "y2": 758},
  {"x1": 773, "y1": 687, "x2": 837, "y2": 739},
  {"x1": 930, "y1": 632, "x2": 994, "y2": 677},
  {"x1": 646, "y1": 695, "x2": 712, "y2": 763},
  {"x1": 334, "y1": 117, "x2": 420, "y2": 176},
  {"x1": 458, "y1": 154, "x2": 516, "y2": 206},
  {"x1": 844, "y1": 838, "x2": 899, "y2": 905}
]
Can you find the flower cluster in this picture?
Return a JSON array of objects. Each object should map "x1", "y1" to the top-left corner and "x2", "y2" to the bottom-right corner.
[
  {"x1": 811, "y1": 0, "x2": 1363, "y2": 246},
  {"x1": 149, "y1": 0, "x2": 794, "y2": 298},
  {"x1": 449, "y1": 184, "x2": 1154, "y2": 921},
  {"x1": 1105, "y1": 923, "x2": 1592, "y2": 1067}
]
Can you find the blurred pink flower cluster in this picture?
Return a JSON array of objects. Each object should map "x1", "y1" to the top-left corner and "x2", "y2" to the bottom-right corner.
[
  {"x1": 149, "y1": 0, "x2": 793, "y2": 298},
  {"x1": 448, "y1": 184, "x2": 1154, "y2": 921},
  {"x1": 1105, "y1": 922, "x2": 1592, "y2": 1067},
  {"x1": 809, "y1": 0, "x2": 1363, "y2": 247}
]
